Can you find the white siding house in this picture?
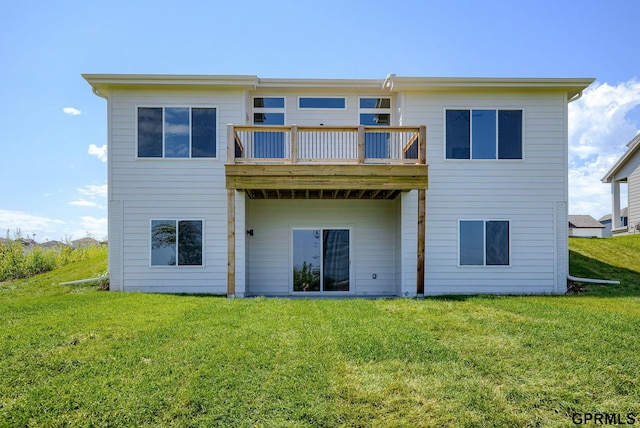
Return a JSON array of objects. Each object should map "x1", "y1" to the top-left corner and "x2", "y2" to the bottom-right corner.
[
  {"x1": 568, "y1": 215, "x2": 605, "y2": 238},
  {"x1": 603, "y1": 134, "x2": 640, "y2": 235},
  {"x1": 84, "y1": 74, "x2": 593, "y2": 296}
]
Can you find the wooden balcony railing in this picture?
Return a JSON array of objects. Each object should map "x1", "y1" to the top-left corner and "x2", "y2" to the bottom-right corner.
[{"x1": 227, "y1": 124, "x2": 426, "y2": 165}]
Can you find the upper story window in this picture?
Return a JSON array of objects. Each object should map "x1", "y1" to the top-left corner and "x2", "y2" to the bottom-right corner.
[
  {"x1": 446, "y1": 109, "x2": 522, "y2": 160},
  {"x1": 298, "y1": 97, "x2": 346, "y2": 109},
  {"x1": 359, "y1": 97, "x2": 391, "y2": 158},
  {"x1": 137, "y1": 107, "x2": 216, "y2": 158},
  {"x1": 252, "y1": 97, "x2": 285, "y2": 158},
  {"x1": 253, "y1": 97, "x2": 285, "y2": 125}
]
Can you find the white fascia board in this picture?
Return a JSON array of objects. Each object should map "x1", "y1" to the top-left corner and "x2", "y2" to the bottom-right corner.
[
  {"x1": 82, "y1": 74, "x2": 260, "y2": 96},
  {"x1": 385, "y1": 76, "x2": 595, "y2": 99}
]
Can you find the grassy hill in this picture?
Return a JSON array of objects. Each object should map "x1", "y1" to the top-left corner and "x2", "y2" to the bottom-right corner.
[
  {"x1": 0, "y1": 239, "x2": 638, "y2": 426},
  {"x1": 569, "y1": 234, "x2": 640, "y2": 296}
]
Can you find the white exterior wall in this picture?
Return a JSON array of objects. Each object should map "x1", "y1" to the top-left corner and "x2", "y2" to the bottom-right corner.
[
  {"x1": 245, "y1": 199, "x2": 399, "y2": 296},
  {"x1": 108, "y1": 88, "x2": 243, "y2": 293},
  {"x1": 250, "y1": 90, "x2": 391, "y2": 126},
  {"x1": 569, "y1": 227, "x2": 603, "y2": 238},
  {"x1": 402, "y1": 90, "x2": 569, "y2": 294},
  {"x1": 105, "y1": 82, "x2": 575, "y2": 296},
  {"x1": 628, "y1": 164, "x2": 640, "y2": 231}
]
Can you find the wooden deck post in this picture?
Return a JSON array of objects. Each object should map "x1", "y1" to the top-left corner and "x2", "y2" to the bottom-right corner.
[
  {"x1": 357, "y1": 125, "x2": 365, "y2": 163},
  {"x1": 227, "y1": 189, "x2": 236, "y2": 297},
  {"x1": 227, "y1": 124, "x2": 235, "y2": 164},
  {"x1": 418, "y1": 125, "x2": 426, "y2": 164},
  {"x1": 291, "y1": 124, "x2": 298, "y2": 164},
  {"x1": 417, "y1": 189, "x2": 425, "y2": 296}
]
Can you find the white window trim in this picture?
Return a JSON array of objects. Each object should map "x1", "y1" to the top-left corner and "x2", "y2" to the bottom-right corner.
[
  {"x1": 289, "y1": 226, "x2": 354, "y2": 295},
  {"x1": 443, "y1": 107, "x2": 525, "y2": 162},
  {"x1": 135, "y1": 105, "x2": 219, "y2": 160},
  {"x1": 149, "y1": 218, "x2": 205, "y2": 268},
  {"x1": 457, "y1": 219, "x2": 511, "y2": 268},
  {"x1": 297, "y1": 96, "x2": 347, "y2": 111}
]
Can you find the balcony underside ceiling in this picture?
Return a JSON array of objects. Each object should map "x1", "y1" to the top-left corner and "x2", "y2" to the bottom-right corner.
[{"x1": 225, "y1": 164, "x2": 428, "y2": 200}]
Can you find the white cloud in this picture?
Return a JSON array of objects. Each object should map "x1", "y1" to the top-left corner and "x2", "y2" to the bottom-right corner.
[
  {"x1": 0, "y1": 209, "x2": 65, "y2": 238},
  {"x1": 69, "y1": 199, "x2": 98, "y2": 207},
  {"x1": 70, "y1": 216, "x2": 108, "y2": 241},
  {"x1": 568, "y1": 79, "x2": 640, "y2": 218},
  {"x1": 63, "y1": 107, "x2": 81, "y2": 116},
  {"x1": 88, "y1": 144, "x2": 107, "y2": 162},
  {"x1": 78, "y1": 183, "x2": 108, "y2": 199}
]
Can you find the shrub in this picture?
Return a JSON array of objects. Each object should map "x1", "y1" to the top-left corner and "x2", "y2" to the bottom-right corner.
[{"x1": 0, "y1": 239, "x2": 107, "y2": 282}]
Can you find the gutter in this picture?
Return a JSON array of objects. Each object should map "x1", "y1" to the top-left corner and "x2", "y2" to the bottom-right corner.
[
  {"x1": 568, "y1": 89, "x2": 584, "y2": 103},
  {"x1": 567, "y1": 274, "x2": 620, "y2": 285}
]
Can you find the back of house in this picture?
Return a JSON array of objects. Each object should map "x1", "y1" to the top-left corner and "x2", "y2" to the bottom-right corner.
[{"x1": 84, "y1": 74, "x2": 593, "y2": 296}]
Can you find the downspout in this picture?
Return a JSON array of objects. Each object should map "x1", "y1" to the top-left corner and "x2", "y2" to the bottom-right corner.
[
  {"x1": 382, "y1": 73, "x2": 395, "y2": 91},
  {"x1": 567, "y1": 274, "x2": 620, "y2": 285}
]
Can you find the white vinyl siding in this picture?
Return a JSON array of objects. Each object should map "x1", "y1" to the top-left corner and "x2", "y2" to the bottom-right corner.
[
  {"x1": 403, "y1": 90, "x2": 567, "y2": 294},
  {"x1": 245, "y1": 199, "x2": 398, "y2": 296},
  {"x1": 108, "y1": 88, "x2": 243, "y2": 293}
]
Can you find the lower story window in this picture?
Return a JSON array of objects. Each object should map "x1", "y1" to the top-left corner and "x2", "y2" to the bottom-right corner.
[
  {"x1": 151, "y1": 219, "x2": 203, "y2": 266},
  {"x1": 459, "y1": 220, "x2": 509, "y2": 266}
]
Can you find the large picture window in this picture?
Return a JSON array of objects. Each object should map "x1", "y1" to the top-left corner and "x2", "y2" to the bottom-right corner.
[
  {"x1": 459, "y1": 220, "x2": 509, "y2": 266},
  {"x1": 446, "y1": 109, "x2": 522, "y2": 160},
  {"x1": 138, "y1": 107, "x2": 216, "y2": 158},
  {"x1": 151, "y1": 219, "x2": 203, "y2": 266}
]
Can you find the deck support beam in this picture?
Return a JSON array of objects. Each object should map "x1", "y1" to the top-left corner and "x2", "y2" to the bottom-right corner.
[
  {"x1": 227, "y1": 189, "x2": 236, "y2": 297},
  {"x1": 417, "y1": 189, "x2": 425, "y2": 296}
]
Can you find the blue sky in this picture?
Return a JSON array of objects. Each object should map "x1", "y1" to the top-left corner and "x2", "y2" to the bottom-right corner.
[{"x1": 1, "y1": 0, "x2": 640, "y2": 241}]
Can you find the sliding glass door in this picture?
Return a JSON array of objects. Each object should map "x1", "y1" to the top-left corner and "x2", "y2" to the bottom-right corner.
[{"x1": 292, "y1": 228, "x2": 350, "y2": 293}]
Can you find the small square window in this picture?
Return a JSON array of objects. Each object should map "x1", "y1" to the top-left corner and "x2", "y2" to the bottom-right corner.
[
  {"x1": 459, "y1": 220, "x2": 509, "y2": 266},
  {"x1": 151, "y1": 219, "x2": 203, "y2": 266}
]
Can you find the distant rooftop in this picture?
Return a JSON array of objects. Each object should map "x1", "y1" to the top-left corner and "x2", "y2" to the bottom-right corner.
[{"x1": 569, "y1": 215, "x2": 605, "y2": 229}]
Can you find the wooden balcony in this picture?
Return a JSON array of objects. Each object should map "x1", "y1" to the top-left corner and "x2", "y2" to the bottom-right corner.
[{"x1": 225, "y1": 124, "x2": 428, "y2": 199}]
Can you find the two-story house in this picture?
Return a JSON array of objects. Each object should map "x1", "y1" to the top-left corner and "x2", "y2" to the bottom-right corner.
[{"x1": 83, "y1": 74, "x2": 593, "y2": 297}]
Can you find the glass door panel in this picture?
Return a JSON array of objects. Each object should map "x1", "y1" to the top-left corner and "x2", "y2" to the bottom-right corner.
[
  {"x1": 323, "y1": 229, "x2": 350, "y2": 291},
  {"x1": 293, "y1": 230, "x2": 321, "y2": 292},
  {"x1": 293, "y1": 228, "x2": 350, "y2": 292}
]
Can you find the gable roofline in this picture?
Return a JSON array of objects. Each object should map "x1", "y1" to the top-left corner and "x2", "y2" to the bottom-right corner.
[
  {"x1": 602, "y1": 133, "x2": 640, "y2": 183},
  {"x1": 83, "y1": 73, "x2": 594, "y2": 98}
]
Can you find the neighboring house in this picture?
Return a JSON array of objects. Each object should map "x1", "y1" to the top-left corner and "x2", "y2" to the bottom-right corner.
[
  {"x1": 568, "y1": 215, "x2": 605, "y2": 238},
  {"x1": 40, "y1": 240, "x2": 68, "y2": 250},
  {"x1": 71, "y1": 237, "x2": 101, "y2": 248},
  {"x1": 599, "y1": 208, "x2": 628, "y2": 237},
  {"x1": 84, "y1": 74, "x2": 593, "y2": 297},
  {"x1": 603, "y1": 133, "x2": 640, "y2": 235}
]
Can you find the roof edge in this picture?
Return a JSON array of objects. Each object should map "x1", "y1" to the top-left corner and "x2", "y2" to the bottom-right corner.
[
  {"x1": 386, "y1": 76, "x2": 595, "y2": 98},
  {"x1": 602, "y1": 133, "x2": 640, "y2": 182}
]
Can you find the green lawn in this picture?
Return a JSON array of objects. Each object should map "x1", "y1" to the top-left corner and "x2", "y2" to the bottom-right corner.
[{"x1": 1, "y1": 239, "x2": 639, "y2": 427}]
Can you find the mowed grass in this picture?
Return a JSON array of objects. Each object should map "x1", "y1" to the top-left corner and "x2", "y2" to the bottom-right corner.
[{"x1": 1, "y1": 240, "x2": 639, "y2": 427}]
